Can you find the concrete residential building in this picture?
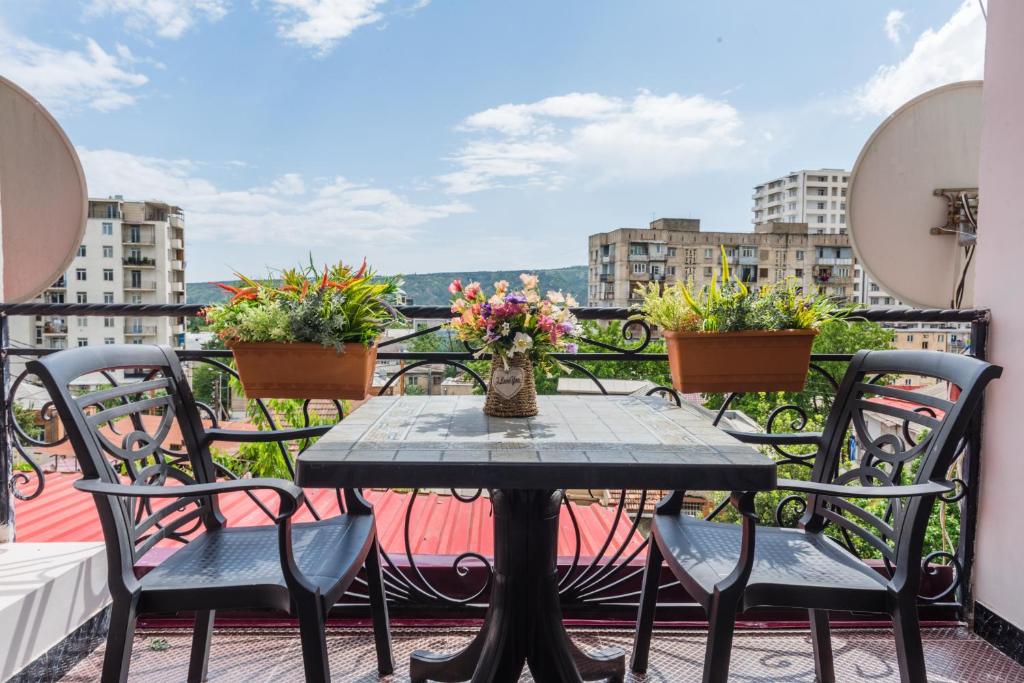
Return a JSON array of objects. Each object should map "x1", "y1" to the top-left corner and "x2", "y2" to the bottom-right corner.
[
  {"x1": 752, "y1": 169, "x2": 850, "y2": 233},
  {"x1": 10, "y1": 197, "x2": 187, "y2": 357},
  {"x1": 587, "y1": 218, "x2": 854, "y2": 308},
  {"x1": 752, "y1": 169, "x2": 902, "y2": 308}
]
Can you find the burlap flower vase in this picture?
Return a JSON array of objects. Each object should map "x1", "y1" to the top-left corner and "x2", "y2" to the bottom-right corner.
[{"x1": 483, "y1": 354, "x2": 538, "y2": 417}]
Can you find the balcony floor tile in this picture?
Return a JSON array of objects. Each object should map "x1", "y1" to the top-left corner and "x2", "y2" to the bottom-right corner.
[{"x1": 59, "y1": 625, "x2": 1023, "y2": 682}]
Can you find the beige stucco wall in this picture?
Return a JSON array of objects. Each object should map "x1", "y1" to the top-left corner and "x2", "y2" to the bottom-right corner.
[{"x1": 971, "y1": 0, "x2": 1024, "y2": 630}]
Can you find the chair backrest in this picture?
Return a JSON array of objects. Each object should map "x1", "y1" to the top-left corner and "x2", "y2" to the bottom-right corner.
[
  {"x1": 803, "y1": 350, "x2": 1000, "y2": 592},
  {"x1": 28, "y1": 345, "x2": 224, "y2": 596}
]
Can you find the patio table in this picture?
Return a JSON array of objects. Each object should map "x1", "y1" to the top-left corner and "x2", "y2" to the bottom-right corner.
[{"x1": 296, "y1": 395, "x2": 776, "y2": 683}]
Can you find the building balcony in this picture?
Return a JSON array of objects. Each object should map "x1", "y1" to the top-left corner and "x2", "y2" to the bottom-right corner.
[
  {"x1": 122, "y1": 256, "x2": 156, "y2": 267},
  {"x1": 170, "y1": 238, "x2": 184, "y2": 250},
  {"x1": 816, "y1": 257, "x2": 853, "y2": 266},
  {"x1": 123, "y1": 278, "x2": 157, "y2": 291},
  {"x1": 170, "y1": 281, "x2": 185, "y2": 292},
  {"x1": 0, "y1": 302, "x2": 1016, "y2": 683},
  {"x1": 598, "y1": 273, "x2": 614, "y2": 282},
  {"x1": 122, "y1": 234, "x2": 157, "y2": 246},
  {"x1": 41, "y1": 322, "x2": 67, "y2": 335},
  {"x1": 627, "y1": 253, "x2": 649, "y2": 261}
]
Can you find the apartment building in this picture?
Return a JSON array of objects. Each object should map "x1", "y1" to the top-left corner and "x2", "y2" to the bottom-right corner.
[
  {"x1": 11, "y1": 197, "x2": 186, "y2": 355},
  {"x1": 752, "y1": 169, "x2": 901, "y2": 308},
  {"x1": 587, "y1": 218, "x2": 854, "y2": 308}
]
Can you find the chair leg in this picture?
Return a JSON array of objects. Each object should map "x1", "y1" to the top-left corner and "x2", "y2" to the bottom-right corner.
[
  {"x1": 630, "y1": 538, "x2": 664, "y2": 674},
  {"x1": 809, "y1": 609, "x2": 835, "y2": 683},
  {"x1": 295, "y1": 594, "x2": 331, "y2": 683},
  {"x1": 893, "y1": 599, "x2": 928, "y2": 683},
  {"x1": 188, "y1": 610, "x2": 215, "y2": 683},
  {"x1": 102, "y1": 594, "x2": 139, "y2": 683},
  {"x1": 364, "y1": 536, "x2": 394, "y2": 675},
  {"x1": 702, "y1": 593, "x2": 740, "y2": 683}
]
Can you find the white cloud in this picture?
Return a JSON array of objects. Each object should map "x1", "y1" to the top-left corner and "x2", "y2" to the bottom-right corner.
[
  {"x1": 856, "y1": 0, "x2": 984, "y2": 116},
  {"x1": 0, "y1": 25, "x2": 148, "y2": 113},
  {"x1": 884, "y1": 9, "x2": 908, "y2": 44},
  {"x1": 441, "y1": 91, "x2": 745, "y2": 194},
  {"x1": 268, "y1": 0, "x2": 427, "y2": 54},
  {"x1": 86, "y1": 0, "x2": 229, "y2": 39},
  {"x1": 77, "y1": 148, "x2": 473, "y2": 246}
]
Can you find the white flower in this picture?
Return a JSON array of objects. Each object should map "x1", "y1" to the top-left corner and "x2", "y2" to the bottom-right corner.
[
  {"x1": 500, "y1": 322, "x2": 511, "y2": 336},
  {"x1": 511, "y1": 332, "x2": 534, "y2": 355}
]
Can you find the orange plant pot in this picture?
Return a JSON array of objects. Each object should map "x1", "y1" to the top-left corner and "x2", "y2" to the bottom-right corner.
[
  {"x1": 663, "y1": 329, "x2": 817, "y2": 393},
  {"x1": 229, "y1": 342, "x2": 377, "y2": 400}
]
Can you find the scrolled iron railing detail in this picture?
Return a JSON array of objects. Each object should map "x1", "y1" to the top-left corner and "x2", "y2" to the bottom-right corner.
[{"x1": 0, "y1": 303, "x2": 990, "y2": 617}]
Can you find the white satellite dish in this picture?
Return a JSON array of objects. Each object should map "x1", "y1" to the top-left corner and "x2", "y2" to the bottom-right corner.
[
  {"x1": 0, "y1": 75, "x2": 88, "y2": 303},
  {"x1": 849, "y1": 81, "x2": 982, "y2": 309}
]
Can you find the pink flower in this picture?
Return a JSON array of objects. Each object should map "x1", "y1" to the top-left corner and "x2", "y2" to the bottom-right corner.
[
  {"x1": 520, "y1": 273, "x2": 539, "y2": 290},
  {"x1": 494, "y1": 280, "x2": 509, "y2": 294},
  {"x1": 464, "y1": 282, "x2": 482, "y2": 300},
  {"x1": 449, "y1": 279, "x2": 463, "y2": 294},
  {"x1": 451, "y1": 298, "x2": 467, "y2": 313}
]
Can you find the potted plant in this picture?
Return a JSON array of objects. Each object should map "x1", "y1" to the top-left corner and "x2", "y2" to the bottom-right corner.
[
  {"x1": 632, "y1": 247, "x2": 847, "y2": 393},
  {"x1": 203, "y1": 258, "x2": 402, "y2": 399},
  {"x1": 447, "y1": 275, "x2": 580, "y2": 417}
]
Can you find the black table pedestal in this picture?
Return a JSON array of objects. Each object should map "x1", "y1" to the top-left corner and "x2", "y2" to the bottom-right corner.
[{"x1": 410, "y1": 489, "x2": 625, "y2": 683}]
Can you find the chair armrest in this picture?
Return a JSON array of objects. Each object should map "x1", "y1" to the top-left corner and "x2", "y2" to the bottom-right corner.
[
  {"x1": 777, "y1": 478, "x2": 953, "y2": 499},
  {"x1": 204, "y1": 425, "x2": 331, "y2": 443},
  {"x1": 723, "y1": 430, "x2": 824, "y2": 447},
  {"x1": 73, "y1": 478, "x2": 304, "y2": 519}
]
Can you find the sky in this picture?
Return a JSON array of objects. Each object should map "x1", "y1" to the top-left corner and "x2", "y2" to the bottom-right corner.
[{"x1": 0, "y1": 0, "x2": 986, "y2": 281}]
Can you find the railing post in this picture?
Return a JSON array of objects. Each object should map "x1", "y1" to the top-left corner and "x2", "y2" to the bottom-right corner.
[
  {"x1": 959, "y1": 313, "x2": 990, "y2": 624},
  {"x1": 0, "y1": 314, "x2": 12, "y2": 542}
]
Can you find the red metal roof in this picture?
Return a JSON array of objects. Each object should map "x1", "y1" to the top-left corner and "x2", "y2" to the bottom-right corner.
[{"x1": 13, "y1": 472, "x2": 643, "y2": 561}]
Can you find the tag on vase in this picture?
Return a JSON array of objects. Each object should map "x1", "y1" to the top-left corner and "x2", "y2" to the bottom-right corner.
[{"x1": 491, "y1": 366, "x2": 525, "y2": 400}]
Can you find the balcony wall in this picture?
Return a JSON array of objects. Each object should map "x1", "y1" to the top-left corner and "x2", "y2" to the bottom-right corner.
[{"x1": 973, "y1": 0, "x2": 1024, "y2": 633}]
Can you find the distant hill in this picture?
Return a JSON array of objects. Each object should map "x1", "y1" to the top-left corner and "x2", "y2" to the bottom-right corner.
[{"x1": 187, "y1": 266, "x2": 588, "y2": 307}]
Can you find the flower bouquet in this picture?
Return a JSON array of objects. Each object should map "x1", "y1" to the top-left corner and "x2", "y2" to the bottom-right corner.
[
  {"x1": 203, "y1": 258, "x2": 402, "y2": 399},
  {"x1": 447, "y1": 274, "x2": 580, "y2": 417}
]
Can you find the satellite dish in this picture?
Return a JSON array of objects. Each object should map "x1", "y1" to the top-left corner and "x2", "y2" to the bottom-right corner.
[
  {"x1": 0, "y1": 75, "x2": 88, "y2": 303},
  {"x1": 849, "y1": 81, "x2": 982, "y2": 309}
]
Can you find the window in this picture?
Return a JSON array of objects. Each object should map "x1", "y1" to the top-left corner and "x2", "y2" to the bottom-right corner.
[
  {"x1": 104, "y1": 337, "x2": 115, "y2": 345},
  {"x1": 103, "y1": 269, "x2": 114, "y2": 281},
  {"x1": 795, "y1": 250, "x2": 804, "y2": 260},
  {"x1": 667, "y1": 247, "x2": 676, "y2": 257},
  {"x1": 103, "y1": 292, "x2": 114, "y2": 303},
  {"x1": 759, "y1": 268, "x2": 768, "y2": 279},
  {"x1": 103, "y1": 246, "x2": 113, "y2": 258},
  {"x1": 704, "y1": 267, "x2": 713, "y2": 277},
  {"x1": 75, "y1": 268, "x2": 87, "y2": 281},
  {"x1": 817, "y1": 216, "x2": 825, "y2": 223},
  {"x1": 104, "y1": 317, "x2": 115, "y2": 328},
  {"x1": 650, "y1": 264, "x2": 662, "y2": 276},
  {"x1": 817, "y1": 188, "x2": 827, "y2": 196},
  {"x1": 906, "y1": 335, "x2": 914, "y2": 342},
  {"x1": 740, "y1": 246, "x2": 755, "y2": 258},
  {"x1": 937, "y1": 334, "x2": 945, "y2": 342},
  {"x1": 129, "y1": 294, "x2": 142, "y2": 304},
  {"x1": 839, "y1": 214, "x2": 846, "y2": 223},
  {"x1": 831, "y1": 176, "x2": 838, "y2": 182},
  {"x1": 817, "y1": 202, "x2": 826, "y2": 210},
  {"x1": 629, "y1": 244, "x2": 647, "y2": 256},
  {"x1": 77, "y1": 244, "x2": 86, "y2": 257},
  {"x1": 922, "y1": 341, "x2": 929, "y2": 350},
  {"x1": 704, "y1": 248, "x2": 713, "y2": 259},
  {"x1": 102, "y1": 222, "x2": 113, "y2": 235},
  {"x1": 795, "y1": 268, "x2": 803, "y2": 277},
  {"x1": 666, "y1": 266, "x2": 676, "y2": 276},
  {"x1": 76, "y1": 292, "x2": 87, "y2": 303},
  {"x1": 77, "y1": 317, "x2": 88, "y2": 327},
  {"x1": 632, "y1": 262, "x2": 647, "y2": 274},
  {"x1": 77, "y1": 338, "x2": 88, "y2": 347}
]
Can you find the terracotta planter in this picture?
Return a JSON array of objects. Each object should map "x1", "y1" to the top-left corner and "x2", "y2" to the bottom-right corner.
[
  {"x1": 229, "y1": 342, "x2": 377, "y2": 399},
  {"x1": 663, "y1": 329, "x2": 817, "y2": 393}
]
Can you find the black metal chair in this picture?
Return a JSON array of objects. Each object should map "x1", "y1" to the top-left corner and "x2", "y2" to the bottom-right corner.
[
  {"x1": 631, "y1": 350, "x2": 1001, "y2": 683},
  {"x1": 29, "y1": 344, "x2": 393, "y2": 683}
]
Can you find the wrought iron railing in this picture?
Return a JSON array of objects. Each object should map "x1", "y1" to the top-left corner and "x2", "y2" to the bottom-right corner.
[{"x1": 0, "y1": 302, "x2": 990, "y2": 621}]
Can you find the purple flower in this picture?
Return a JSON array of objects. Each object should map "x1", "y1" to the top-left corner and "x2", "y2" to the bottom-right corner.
[
  {"x1": 565, "y1": 342, "x2": 579, "y2": 354},
  {"x1": 558, "y1": 322, "x2": 574, "y2": 334},
  {"x1": 481, "y1": 303, "x2": 492, "y2": 317},
  {"x1": 504, "y1": 293, "x2": 527, "y2": 304}
]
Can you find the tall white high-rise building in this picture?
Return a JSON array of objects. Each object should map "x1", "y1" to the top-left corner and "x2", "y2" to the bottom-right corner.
[
  {"x1": 752, "y1": 169, "x2": 901, "y2": 307},
  {"x1": 10, "y1": 197, "x2": 187, "y2": 354}
]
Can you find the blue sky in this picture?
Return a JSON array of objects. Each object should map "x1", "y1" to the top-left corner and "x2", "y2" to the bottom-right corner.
[{"x1": 0, "y1": 0, "x2": 985, "y2": 281}]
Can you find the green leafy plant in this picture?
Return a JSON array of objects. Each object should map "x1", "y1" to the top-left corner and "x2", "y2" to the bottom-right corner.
[
  {"x1": 202, "y1": 257, "x2": 403, "y2": 351},
  {"x1": 633, "y1": 246, "x2": 849, "y2": 333}
]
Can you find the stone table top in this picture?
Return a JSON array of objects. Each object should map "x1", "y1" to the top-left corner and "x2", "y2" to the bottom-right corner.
[{"x1": 295, "y1": 395, "x2": 776, "y2": 491}]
